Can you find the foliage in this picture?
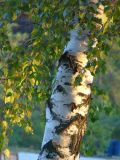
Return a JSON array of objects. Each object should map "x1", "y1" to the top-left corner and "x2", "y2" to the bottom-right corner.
[
  {"x1": 0, "y1": 0, "x2": 120, "y2": 155},
  {"x1": 81, "y1": 37, "x2": 120, "y2": 155},
  {"x1": 9, "y1": 107, "x2": 45, "y2": 149},
  {"x1": 81, "y1": 98, "x2": 120, "y2": 156}
]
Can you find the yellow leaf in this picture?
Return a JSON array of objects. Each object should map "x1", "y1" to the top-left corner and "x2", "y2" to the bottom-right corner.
[
  {"x1": 4, "y1": 149, "x2": 10, "y2": 158},
  {"x1": 25, "y1": 126, "x2": 33, "y2": 134},
  {"x1": 7, "y1": 80, "x2": 12, "y2": 86},
  {"x1": 6, "y1": 109, "x2": 10, "y2": 116},
  {"x1": 20, "y1": 112, "x2": 25, "y2": 119},
  {"x1": 12, "y1": 117, "x2": 20, "y2": 123},
  {"x1": 5, "y1": 96, "x2": 14, "y2": 103},
  {"x1": 102, "y1": 13, "x2": 108, "y2": 25},
  {"x1": 12, "y1": 14, "x2": 17, "y2": 20},
  {"x1": 32, "y1": 59, "x2": 40, "y2": 65},
  {"x1": 29, "y1": 78, "x2": 35, "y2": 85},
  {"x1": 2, "y1": 121, "x2": 8, "y2": 129},
  {"x1": 26, "y1": 111, "x2": 32, "y2": 117}
]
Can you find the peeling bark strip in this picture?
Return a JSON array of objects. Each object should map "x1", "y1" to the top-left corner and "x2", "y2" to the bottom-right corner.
[{"x1": 38, "y1": 1, "x2": 104, "y2": 159}]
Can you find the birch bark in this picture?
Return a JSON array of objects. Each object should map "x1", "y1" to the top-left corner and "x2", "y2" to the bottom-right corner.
[{"x1": 38, "y1": 1, "x2": 104, "y2": 159}]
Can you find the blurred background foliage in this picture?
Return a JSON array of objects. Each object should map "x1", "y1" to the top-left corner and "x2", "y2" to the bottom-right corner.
[{"x1": 0, "y1": 0, "x2": 120, "y2": 157}]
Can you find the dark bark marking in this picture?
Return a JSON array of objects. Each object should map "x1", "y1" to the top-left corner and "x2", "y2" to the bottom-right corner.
[
  {"x1": 63, "y1": 63, "x2": 71, "y2": 69},
  {"x1": 58, "y1": 51, "x2": 82, "y2": 74},
  {"x1": 73, "y1": 134, "x2": 82, "y2": 155},
  {"x1": 47, "y1": 98, "x2": 53, "y2": 113},
  {"x1": 64, "y1": 102, "x2": 77, "y2": 111},
  {"x1": 40, "y1": 140, "x2": 64, "y2": 158},
  {"x1": 62, "y1": 76, "x2": 66, "y2": 78},
  {"x1": 64, "y1": 82, "x2": 72, "y2": 86},
  {"x1": 64, "y1": 102, "x2": 86, "y2": 112},
  {"x1": 55, "y1": 85, "x2": 67, "y2": 94},
  {"x1": 77, "y1": 93, "x2": 91, "y2": 106},
  {"x1": 69, "y1": 134, "x2": 82, "y2": 155},
  {"x1": 82, "y1": 94, "x2": 91, "y2": 106},
  {"x1": 69, "y1": 134, "x2": 79, "y2": 153},
  {"x1": 55, "y1": 120, "x2": 71, "y2": 134},
  {"x1": 47, "y1": 99, "x2": 67, "y2": 122},
  {"x1": 58, "y1": 51, "x2": 69, "y2": 66},
  {"x1": 87, "y1": 83, "x2": 92, "y2": 87},
  {"x1": 47, "y1": 98, "x2": 59, "y2": 120},
  {"x1": 69, "y1": 116, "x2": 87, "y2": 155},
  {"x1": 76, "y1": 116, "x2": 87, "y2": 155},
  {"x1": 55, "y1": 114, "x2": 83, "y2": 134},
  {"x1": 77, "y1": 92, "x2": 87, "y2": 97},
  {"x1": 70, "y1": 102, "x2": 77, "y2": 111}
]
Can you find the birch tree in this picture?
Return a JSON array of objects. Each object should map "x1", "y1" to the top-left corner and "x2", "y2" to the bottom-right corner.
[
  {"x1": 0, "y1": 0, "x2": 119, "y2": 158},
  {"x1": 38, "y1": 0, "x2": 119, "y2": 159}
]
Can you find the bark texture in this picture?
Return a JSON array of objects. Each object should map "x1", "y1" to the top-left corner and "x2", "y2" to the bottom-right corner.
[
  {"x1": 38, "y1": 31, "x2": 93, "y2": 160},
  {"x1": 38, "y1": 1, "x2": 104, "y2": 160}
]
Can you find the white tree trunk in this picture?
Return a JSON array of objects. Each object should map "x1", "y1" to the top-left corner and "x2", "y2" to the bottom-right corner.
[
  {"x1": 38, "y1": 1, "x2": 104, "y2": 160},
  {"x1": 38, "y1": 31, "x2": 93, "y2": 160}
]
